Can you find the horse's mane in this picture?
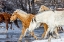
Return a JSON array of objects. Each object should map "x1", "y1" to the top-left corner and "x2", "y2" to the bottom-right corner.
[
  {"x1": 14, "y1": 9, "x2": 30, "y2": 18},
  {"x1": 14, "y1": 9, "x2": 27, "y2": 15}
]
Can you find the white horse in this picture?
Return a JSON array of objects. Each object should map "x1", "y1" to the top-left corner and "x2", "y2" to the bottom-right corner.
[
  {"x1": 28, "y1": 10, "x2": 64, "y2": 41},
  {"x1": 38, "y1": 5, "x2": 63, "y2": 38}
]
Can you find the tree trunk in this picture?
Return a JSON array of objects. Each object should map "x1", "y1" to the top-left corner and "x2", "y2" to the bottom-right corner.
[
  {"x1": 19, "y1": 0, "x2": 27, "y2": 12},
  {"x1": 28, "y1": 0, "x2": 31, "y2": 13},
  {"x1": 25, "y1": 0, "x2": 28, "y2": 12},
  {"x1": 31, "y1": 0, "x2": 35, "y2": 14}
]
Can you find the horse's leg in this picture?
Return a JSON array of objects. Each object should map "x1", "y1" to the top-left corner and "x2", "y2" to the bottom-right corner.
[
  {"x1": 30, "y1": 31, "x2": 38, "y2": 40},
  {"x1": 6, "y1": 21, "x2": 8, "y2": 30},
  {"x1": 54, "y1": 28, "x2": 62, "y2": 41},
  {"x1": 45, "y1": 27, "x2": 54, "y2": 42},
  {"x1": 10, "y1": 23, "x2": 13, "y2": 30},
  {"x1": 48, "y1": 35, "x2": 52, "y2": 42},
  {"x1": 54, "y1": 28, "x2": 60, "y2": 38},
  {"x1": 18, "y1": 26, "x2": 27, "y2": 42},
  {"x1": 61, "y1": 27, "x2": 63, "y2": 31},
  {"x1": 42, "y1": 23, "x2": 48, "y2": 38},
  {"x1": 4, "y1": 21, "x2": 8, "y2": 33},
  {"x1": 59, "y1": 27, "x2": 63, "y2": 31},
  {"x1": 44, "y1": 27, "x2": 50, "y2": 39}
]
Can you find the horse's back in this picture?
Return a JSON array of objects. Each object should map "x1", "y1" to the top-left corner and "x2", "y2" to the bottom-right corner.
[{"x1": 36, "y1": 11, "x2": 54, "y2": 20}]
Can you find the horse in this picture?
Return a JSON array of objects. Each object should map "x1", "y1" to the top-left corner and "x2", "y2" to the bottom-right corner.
[
  {"x1": 29, "y1": 10, "x2": 64, "y2": 42},
  {"x1": 38, "y1": 5, "x2": 56, "y2": 38},
  {"x1": 0, "y1": 12, "x2": 19, "y2": 32},
  {"x1": 10, "y1": 9, "x2": 37, "y2": 42},
  {"x1": 38, "y1": 5, "x2": 64, "y2": 38},
  {"x1": 37, "y1": 5, "x2": 49, "y2": 38}
]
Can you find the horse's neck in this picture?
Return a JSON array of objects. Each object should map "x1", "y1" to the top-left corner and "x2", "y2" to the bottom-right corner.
[
  {"x1": 27, "y1": 14, "x2": 35, "y2": 22},
  {"x1": 16, "y1": 13, "x2": 35, "y2": 24},
  {"x1": 16, "y1": 14, "x2": 29, "y2": 22}
]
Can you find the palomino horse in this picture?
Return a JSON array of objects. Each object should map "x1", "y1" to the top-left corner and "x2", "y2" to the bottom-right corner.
[
  {"x1": 0, "y1": 12, "x2": 19, "y2": 32},
  {"x1": 10, "y1": 9, "x2": 37, "y2": 41}
]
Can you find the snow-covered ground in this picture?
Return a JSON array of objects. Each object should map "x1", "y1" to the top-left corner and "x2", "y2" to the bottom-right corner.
[
  {"x1": 0, "y1": 23, "x2": 21, "y2": 33},
  {"x1": 0, "y1": 22, "x2": 64, "y2": 42},
  {"x1": 32, "y1": 33, "x2": 64, "y2": 42},
  {"x1": 0, "y1": 22, "x2": 21, "y2": 42},
  {"x1": 32, "y1": 26, "x2": 64, "y2": 42}
]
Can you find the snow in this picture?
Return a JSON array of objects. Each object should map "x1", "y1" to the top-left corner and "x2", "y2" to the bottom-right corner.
[
  {"x1": 0, "y1": 22, "x2": 21, "y2": 40},
  {"x1": 0, "y1": 23, "x2": 21, "y2": 33},
  {"x1": 32, "y1": 26, "x2": 64, "y2": 42},
  {"x1": 32, "y1": 33, "x2": 64, "y2": 42},
  {"x1": 0, "y1": 22, "x2": 64, "y2": 42},
  {"x1": 32, "y1": 38, "x2": 64, "y2": 42}
]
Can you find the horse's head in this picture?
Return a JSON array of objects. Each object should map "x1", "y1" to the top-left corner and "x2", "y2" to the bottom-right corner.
[
  {"x1": 10, "y1": 9, "x2": 28, "y2": 22},
  {"x1": 10, "y1": 11, "x2": 17, "y2": 22},
  {"x1": 38, "y1": 5, "x2": 50, "y2": 13}
]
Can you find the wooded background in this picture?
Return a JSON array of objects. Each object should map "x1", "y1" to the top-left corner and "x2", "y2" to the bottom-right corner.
[{"x1": 0, "y1": 0, "x2": 64, "y2": 14}]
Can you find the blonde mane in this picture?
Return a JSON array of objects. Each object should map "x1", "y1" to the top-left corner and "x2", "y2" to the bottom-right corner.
[
  {"x1": 14, "y1": 9, "x2": 27, "y2": 14},
  {"x1": 14, "y1": 9, "x2": 29, "y2": 18}
]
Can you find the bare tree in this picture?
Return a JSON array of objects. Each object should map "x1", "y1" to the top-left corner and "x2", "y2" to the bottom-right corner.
[
  {"x1": 19, "y1": 0, "x2": 27, "y2": 12},
  {"x1": 31, "y1": 0, "x2": 35, "y2": 14},
  {"x1": 27, "y1": 0, "x2": 31, "y2": 13}
]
